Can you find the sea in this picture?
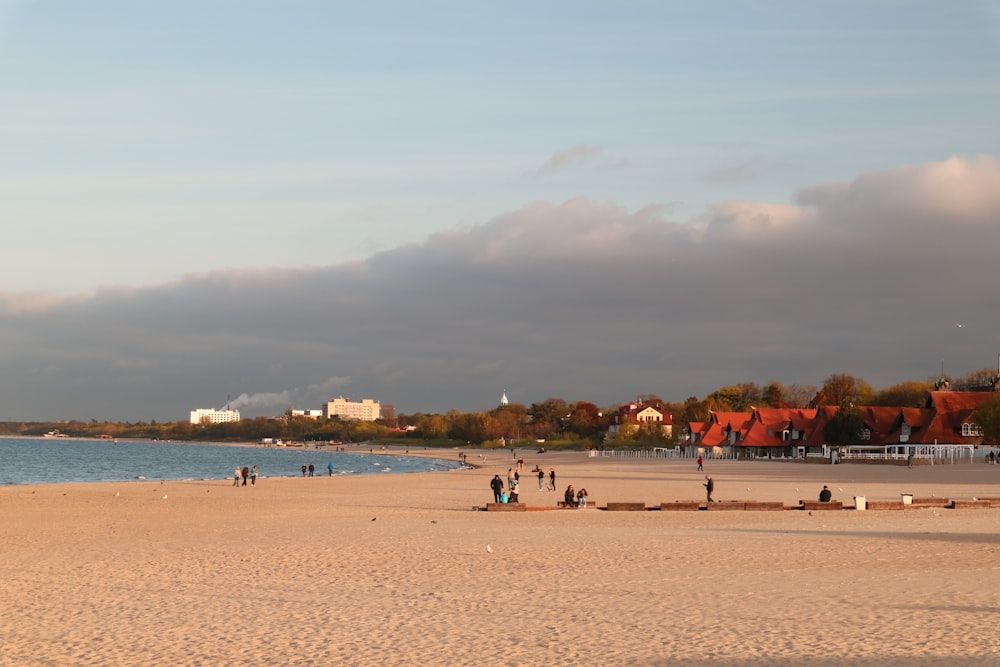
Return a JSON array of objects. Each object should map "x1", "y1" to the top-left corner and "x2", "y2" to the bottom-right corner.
[{"x1": 0, "y1": 437, "x2": 464, "y2": 486}]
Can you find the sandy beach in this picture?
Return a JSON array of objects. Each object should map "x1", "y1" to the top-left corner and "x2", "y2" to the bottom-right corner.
[{"x1": 3, "y1": 450, "x2": 1000, "y2": 666}]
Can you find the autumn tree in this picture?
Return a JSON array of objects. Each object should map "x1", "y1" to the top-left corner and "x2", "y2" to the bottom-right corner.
[
  {"x1": 818, "y1": 374, "x2": 874, "y2": 408},
  {"x1": 565, "y1": 401, "x2": 604, "y2": 439},
  {"x1": 871, "y1": 381, "x2": 933, "y2": 408}
]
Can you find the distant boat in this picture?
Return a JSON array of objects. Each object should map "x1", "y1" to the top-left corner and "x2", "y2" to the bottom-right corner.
[{"x1": 43, "y1": 430, "x2": 69, "y2": 439}]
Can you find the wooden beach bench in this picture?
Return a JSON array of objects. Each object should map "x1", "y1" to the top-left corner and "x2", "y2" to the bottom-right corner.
[
  {"x1": 484, "y1": 502, "x2": 527, "y2": 512},
  {"x1": 909, "y1": 497, "x2": 951, "y2": 508},
  {"x1": 605, "y1": 502, "x2": 647, "y2": 512},
  {"x1": 743, "y1": 501, "x2": 785, "y2": 511},
  {"x1": 864, "y1": 500, "x2": 905, "y2": 510},
  {"x1": 706, "y1": 500, "x2": 745, "y2": 511},
  {"x1": 556, "y1": 500, "x2": 598, "y2": 508},
  {"x1": 659, "y1": 501, "x2": 702, "y2": 511},
  {"x1": 950, "y1": 499, "x2": 991, "y2": 509},
  {"x1": 976, "y1": 497, "x2": 1000, "y2": 508},
  {"x1": 799, "y1": 500, "x2": 844, "y2": 511}
]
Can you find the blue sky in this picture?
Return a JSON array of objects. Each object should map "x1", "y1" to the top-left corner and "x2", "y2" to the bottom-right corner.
[{"x1": 2, "y1": 2, "x2": 1000, "y2": 421}]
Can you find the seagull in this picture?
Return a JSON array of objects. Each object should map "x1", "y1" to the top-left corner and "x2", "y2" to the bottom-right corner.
[
  {"x1": 956, "y1": 323, "x2": 966, "y2": 328},
  {"x1": 486, "y1": 544, "x2": 493, "y2": 553},
  {"x1": 162, "y1": 495, "x2": 168, "y2": 500}
]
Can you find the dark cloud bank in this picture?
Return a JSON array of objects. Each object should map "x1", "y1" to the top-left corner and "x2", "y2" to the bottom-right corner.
[{"x1": 3, "y1": 156, "x2": 1000, "y2": 421}]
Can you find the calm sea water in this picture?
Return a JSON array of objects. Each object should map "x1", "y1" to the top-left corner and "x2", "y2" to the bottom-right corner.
[{"x1": 0, "y1": 438, "x2": 463, "y2": 486}]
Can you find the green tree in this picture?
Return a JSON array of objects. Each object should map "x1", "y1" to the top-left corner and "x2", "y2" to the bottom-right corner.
[
  {"x1": 973, "y1": 395, "x2": 1000, "y2": 446},
  {"x1": 708, "y1": 386, "x2": 744, "y2": 411},
  {"x1": 823, "y1": 406, "x2": 866, "y2": 446}
]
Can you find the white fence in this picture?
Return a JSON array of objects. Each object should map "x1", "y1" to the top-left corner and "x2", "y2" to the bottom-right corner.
[{"x1": 592, "y1": 445, "x2": 980, "y2": 464}]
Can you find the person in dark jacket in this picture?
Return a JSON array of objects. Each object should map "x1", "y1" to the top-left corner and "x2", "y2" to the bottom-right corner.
[
  {"x1": 819, "y1": 485, "x2": 832, "y2": 502},
  {"x1": 704, "y1": 475, "x2": 714, "y2": 503},
  {"x1": 490, "y1": 475, "x2": 504, "y2": 503}
]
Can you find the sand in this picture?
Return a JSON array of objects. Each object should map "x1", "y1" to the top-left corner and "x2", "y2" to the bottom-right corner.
[{"x1": 3, "y1": 450, "x2": 1000, "y2": 666}]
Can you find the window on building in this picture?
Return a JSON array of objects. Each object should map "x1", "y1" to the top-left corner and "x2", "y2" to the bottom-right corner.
[{"x1": 962, "y1": 423, "x2": 983, "y2": 437}]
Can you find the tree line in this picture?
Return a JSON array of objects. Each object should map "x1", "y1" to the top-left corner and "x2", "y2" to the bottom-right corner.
[{"x1": 3, "y1": 367, "x2": 998, "y2": 446}]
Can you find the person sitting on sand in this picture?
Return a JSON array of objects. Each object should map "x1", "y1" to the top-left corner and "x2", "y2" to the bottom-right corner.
[
  {"x1": 819, "y1": 485, "x2": 832, "y2": 502},
  {"x1": 576, "y1": 488, "x2": 588, "y2": 508},
  {"x1": 564, "y1": 485, "x2": 575, "y2": 506}
]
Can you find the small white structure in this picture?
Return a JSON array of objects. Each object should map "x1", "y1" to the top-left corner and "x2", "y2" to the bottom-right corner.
[{"x1": 190, "y1": 407, "x2": 241, "y2": 425}]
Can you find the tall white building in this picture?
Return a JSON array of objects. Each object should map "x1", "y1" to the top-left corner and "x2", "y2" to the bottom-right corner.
[
  {"x1": 190, "y1": 408, "x2": 241, "y2": 425},
  {"x1": 323, "y1": 397, "x2": 381, "y2": 421}
]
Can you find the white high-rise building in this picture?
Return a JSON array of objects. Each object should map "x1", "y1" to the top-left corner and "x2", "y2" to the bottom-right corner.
[
  {"x1": 323, "y1": 397, "x2": 381, "y2": 421},
  {"x1": 190, "y1": 407, "x2": 241, "y2": 425}
]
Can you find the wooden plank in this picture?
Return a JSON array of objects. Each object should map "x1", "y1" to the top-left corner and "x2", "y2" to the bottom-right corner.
[
  {"x1": 485, "y1": 502, "x2": 527, "y2": 512},
  {"x1": 865, "y1": 500, "x2": 905, "y2": 510},
  {"x1": 951, "y1": 499, "x2": 991, "y2": 509},
  {"x1": 800, "y1": 501, "x2": 844, "y2": 511},
  {"x1": 606, "y1": 502, "x2": 647, "y2": 511},
  {"x1": 659, "y1": 501, "x2": 702, "y2": 511},
  {"x1": 743, "y1": 501, "x2": 785, "y2": 511},
  {"x1": 706, "y1": 501, "x2": 745, "y2": 511},
  {"x1": 910, "y1": 497, "x2": 950, "y2": 507}
]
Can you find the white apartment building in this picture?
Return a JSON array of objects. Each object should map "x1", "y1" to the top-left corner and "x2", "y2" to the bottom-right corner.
[
  {"x1": 323, "y1": 397, "x2": 381, "y2": 422},
  {"x1": 189, "y1": 407, "x2": 241, "y2": 425},
  {"x1": 290, "y1": 409, "x2": 324, "y2": 419}
]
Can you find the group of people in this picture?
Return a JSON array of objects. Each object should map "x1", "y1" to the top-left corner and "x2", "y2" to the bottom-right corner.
[
  {"x1": 489, "y1": 463, "x2": 562, "y2": 504},
  {"x1": 563, "y1": 484, "x2": 589, "y2": 507},
  {"x1": 233, "y1": 465, "x2": 259, "y2": 487},
  {"x1": 490, "y1": 474, "x2": 520, "y2": 503}
]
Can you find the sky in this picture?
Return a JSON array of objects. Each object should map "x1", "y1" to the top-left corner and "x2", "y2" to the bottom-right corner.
[{"x1": 2, "y1": 1, "x2": 1000, "y2": 422}]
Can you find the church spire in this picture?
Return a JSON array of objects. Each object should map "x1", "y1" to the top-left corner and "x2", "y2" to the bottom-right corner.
[{"x1": 500, "y1": 391, "x2": 509, "y2": 407}]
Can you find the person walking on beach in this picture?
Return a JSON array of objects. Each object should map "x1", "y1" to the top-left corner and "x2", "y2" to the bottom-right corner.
[
  {"x1": 251, "y1": 465, "x2": 259, "y2": 487},
  {"x1": 704, "y1": 475, "x2": 714, "y2": 503},
  {"x1": 507, "y1": 468, "x2": 516, "y2": 490},
  {"x1": 241, "y1": 466, "x2": 249, "y2": 487},
  {"x1": 301, "y1": 464, "x2": 307, "y2": 477},
  {"x1": 509, "y1": 479, "x2": 520, "y2": 503},
  {"x1": 549, "y1": 468, "x2": 556, "y2": 492},
  {"x1": 328, "y1": 461, "x2": 334, "y2": 476},
  {"x1": 233, "y1": 466, "x2": 241, "y2": 487},
  {"x1": 308, "y1": 463, "x2": 315, "y2": 477},
  {"x1": 697, "y1": 455, "x2": 703, "y2": 471},
  {"x1": 537, "y1": 468, "x2": 545, "y2": 490},
  {"x1": 490, "y1": 475, "x2": 504, "y2": 503}
]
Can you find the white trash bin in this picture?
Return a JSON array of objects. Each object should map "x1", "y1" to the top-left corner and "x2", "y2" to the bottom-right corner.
[
  {"x1": 901, "y1": 493, "x2": 913, "y2": 505},
  {"x1": 854, "y1": 496, "x2": 866, "y2": 511}
]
